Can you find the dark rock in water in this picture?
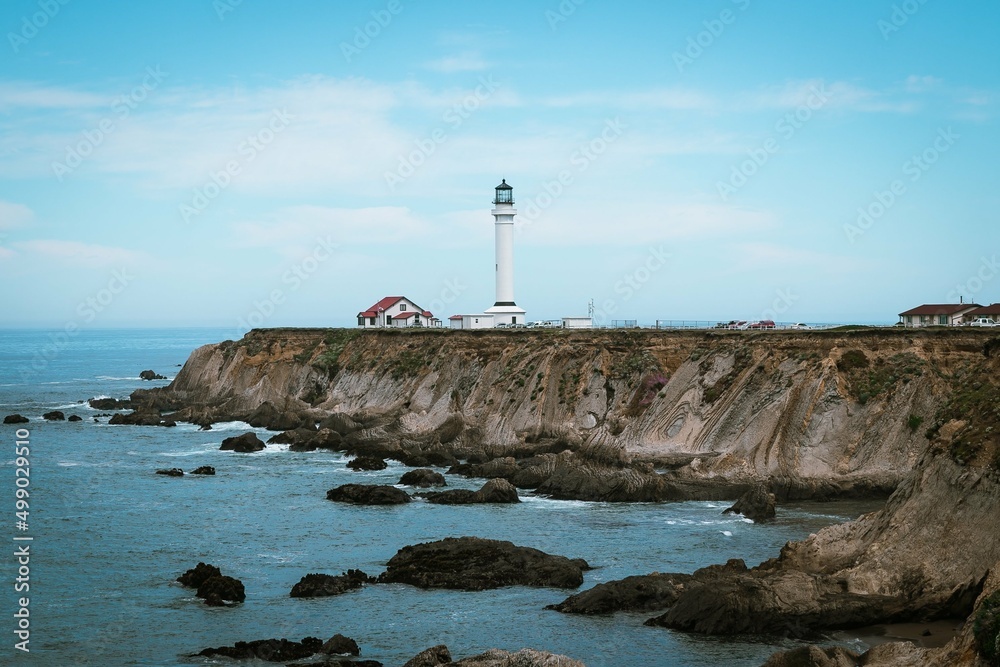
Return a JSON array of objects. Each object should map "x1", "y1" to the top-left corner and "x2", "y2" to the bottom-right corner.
[
  {"x1": 347, "y1": 456, "x2": 388, "y2": 471},
  {"x1": 108, "y1": 410, "x2": 176, "y2": 427},
  {"x1": 423, "y1": 489, "x2": 478, "y2": 505},
  {"x1": 398, "y1": 449, "x2": 459, "y2": 468},
  {"x1": 287, "y1": 659, "x2": 382, "y2": 667},
  {"x1": 423, "y1": 479, "x2": 520, "y2": 505},
  {"x1": 67, "y1": 415, "x2": 82, "y2": 422},
  {"x1": 88, "y1": 397, "x2": 131, "y2": 410},
  {"x1": 3, "y1": 414, "x2": 29, "y2": 424},
  {"x1": 177, "y1": 562, "x2": 221, "y2": 588},
  {"x1": 198, "y1": 423, "x2": 212, "y2": 431},
  {"x1": 378, "y1": 536, "x2": 588, "y2": 591},
  {"x1": 156, "y1": 468, "x2": 184, "y2": 477},
  {"x1": 318, "y1": 412, "x2": 364, "y2": 435},
  {"x1": 759, "y1": 645, "x2": 861, "y2": 667},
  {"x1": 290, "y1": 570, "x2": 374, "y2": 598},
  {"x1": 326, "y1": 484, "x2": 410, "y2": 505},
  {"x1": 399, "y1": 469, "x2": 447, "y2": 488},
  {"x1": 643, "y1": 558, "x2": 908, "y2": 637},
  {"x1": 247, "y1": 401, "x2": 310, "y2": 431},
  {"x1": 139, "y1": 369, "x2": 166, "y2": 380},
  {"x1": 403, "y1": 644, "x2": 452, "y2": 667},
  {"x1": 475, "y1": 478, "x2": 520, "y2": 503},
  {"x1": 197, "y1": 574, "x2": 245, "y2": 604},
  {"x1": 198, "y1": 636, "x2": 323, "y2": 661},
  {"x1": 220, "y1": 432, "x2": 265, "y2": 453},
  {"x1": 450, "y1": 648, "x2": 585, "y2": 666},
  {"x1": 321, "y1": 633, "x2": 360, "y2": 656},
  {"x1": 268, "y1": 427, "x2": 319, "y2": 448},
  {"x1": 311, "y1": 428, "x2": 344, "y2": 450},
  {"x1": 43, "y1": 410, "x2": 65, "y2": 421},
  {"x1": 723, "y1": 483, "x2": 776, "y2": 523},
  {"x1": 547, "y1": 572, "x2": 694, "y2": 614},
  {"x1": 190, "y1": 466, "x2": 215, "y2": 475}
]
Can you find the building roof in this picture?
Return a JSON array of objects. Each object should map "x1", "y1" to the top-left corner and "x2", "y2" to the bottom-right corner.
[
  {"x1": 966, "y1": 303, "x2": 1000, "y2": 317},
  {"x1": 357, "y1": 296, "x2": 432, "y2": 318},
  {"x1": 898, "y1": 303, "x2": 981, "y2": 316},
  {"x1": 392, "y1": 310, "x2": 433, "y2": 320},
  {"x1": 449, "y1": 315, "x2": 464, "y2": 320}
]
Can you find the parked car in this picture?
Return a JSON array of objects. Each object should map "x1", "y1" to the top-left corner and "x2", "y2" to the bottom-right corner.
[
  {"x1": 790, "y1": 323, "x2": 811, "y2": 330},
  {"x1": 745, "y1": 320, "x2": 776, "y2": 330},
  {"x1": 726, "y1": 321, "x2": 746, "y2": 330},
  {"x1": 495, "y1": 323, "x2": 509, "y2": 329},
  {"x1": 969, "y1": 317, "x2": 999, "y2": 327}
]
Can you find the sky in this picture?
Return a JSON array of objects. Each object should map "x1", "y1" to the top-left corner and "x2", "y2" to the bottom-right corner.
[{"x1": 0, "y1": 0, "x2": 998, "y2": 331}]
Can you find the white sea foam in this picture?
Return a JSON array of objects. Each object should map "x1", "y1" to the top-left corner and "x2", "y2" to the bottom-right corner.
[{"x1": 721, "y1": 530, "x2": 733, "y2": 537}]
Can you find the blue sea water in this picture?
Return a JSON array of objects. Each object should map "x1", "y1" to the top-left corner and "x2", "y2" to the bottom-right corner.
[{"x1": 0, "y1": 328, "x2": 879, "y2": 667}]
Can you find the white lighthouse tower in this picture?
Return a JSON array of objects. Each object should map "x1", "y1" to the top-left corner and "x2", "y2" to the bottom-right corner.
[{"x1": 484, "y1": 179, "x2": 526, "y2": 326}]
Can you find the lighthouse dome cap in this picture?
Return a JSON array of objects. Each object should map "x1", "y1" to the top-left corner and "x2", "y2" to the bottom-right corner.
[{"x1": 495, "y1": 179, "x2": 512, "y2": 190}]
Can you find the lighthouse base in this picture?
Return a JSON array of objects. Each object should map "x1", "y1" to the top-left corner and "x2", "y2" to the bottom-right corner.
[{"x1": 484, "y1": 304, "x2": 527, "y2": 327}]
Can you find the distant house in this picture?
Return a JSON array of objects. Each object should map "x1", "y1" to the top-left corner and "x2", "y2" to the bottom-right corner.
[
  {"x1": 357, "y1": 296, "x2": 434, "y2": 328},
  {"x1": 898, "y1": 303, "x2": 981, "y2": 327},
  {"x1": 449, "y1": 314, "x2": 494, "y2": 330},
  {"x1": 963, "y1": 303, "x2": 1000, "y2": 322}
]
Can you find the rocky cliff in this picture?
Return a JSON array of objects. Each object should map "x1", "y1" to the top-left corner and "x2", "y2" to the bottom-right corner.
[{"x1": 138, "y1": 327, "x2": 987, "y2": 497}]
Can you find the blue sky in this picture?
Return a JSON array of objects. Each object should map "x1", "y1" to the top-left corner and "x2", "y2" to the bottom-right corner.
[{"x1": 1, "y1": 0, "x2": 998, "y2": 330}]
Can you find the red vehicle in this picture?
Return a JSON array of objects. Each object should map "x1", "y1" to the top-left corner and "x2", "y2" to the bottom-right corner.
[{"x1": 745, "y1": 320, "x2": 776, "y2": 330}]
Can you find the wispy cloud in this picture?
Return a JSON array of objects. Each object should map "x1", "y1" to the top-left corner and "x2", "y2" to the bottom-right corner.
[
  {"x1": 424, "y1": 51, "x2": 490, "y2": 73},
  {"x1": 15, "y1": 240, "x2": 147, "y2": 268},
  {"x1": 0, "y1": 82, "x2": 106, "y2": 110},
  {"x1": 0, "y1": 201, "x2": 34, "y2": 229},
  {"x1": 542, "y1": 88, "x2": 715, "y2": 111}
]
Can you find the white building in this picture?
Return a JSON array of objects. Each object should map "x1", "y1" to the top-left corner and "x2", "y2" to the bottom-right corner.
[
  {"x1": 562, "y1": 317, "x2": 593, "y2": 329},
  {"x1": 449, "y1": 314, "x2": 495, "y2": 330},
  {"x1": 357, "y1": 296, "x2": 435, "y2": 328},
  {"x1": 483, "y1": 179, "x2": 527, "y2": 326}
]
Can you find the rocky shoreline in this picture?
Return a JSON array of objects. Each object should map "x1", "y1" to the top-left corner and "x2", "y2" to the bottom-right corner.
[{"x1": 89, "y1": 328, "x2": 1000, "y2": 665}]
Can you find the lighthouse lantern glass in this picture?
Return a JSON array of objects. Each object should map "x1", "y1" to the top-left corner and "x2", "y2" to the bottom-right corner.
[{"x1": 494, "y1": 179, "x2": 513, "y2": 205}]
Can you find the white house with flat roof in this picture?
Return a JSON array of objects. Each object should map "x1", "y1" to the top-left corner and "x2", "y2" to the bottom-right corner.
[{"x1": 449, "y1": 314, "x2": 495, "y2": 330}]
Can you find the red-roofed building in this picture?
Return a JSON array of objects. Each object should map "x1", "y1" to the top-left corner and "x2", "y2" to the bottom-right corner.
[
  {"x1": 963, "y1": 304, "x2": 1000, "y2": 322},
  {"x1": 898, "y1": 303, "x2": 981, "y2": 327},
  {"x1": 357, "y1": 297, "x2": 436, "y2": 328}
]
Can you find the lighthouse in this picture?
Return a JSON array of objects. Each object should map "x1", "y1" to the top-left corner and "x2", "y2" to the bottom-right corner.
[{"x1": 484, "y1": 179, "x2": 526, "y2": 326}]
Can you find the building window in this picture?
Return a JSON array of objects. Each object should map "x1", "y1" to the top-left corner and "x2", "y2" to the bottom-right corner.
[
  {"x1": 939, "y1": 315, "x2": 948, "y2": 325},
  {"x1": 369, "y1": 317, "x2": 375, "y2": 325},
  {"x1": 386, "y1": 315, "x2": 392, "y2": 325},
  {"x1": 474, "y1": 318, "x2": 478, "y2": 324},
  {"x1": 358, "y1": 316, "x2": 363, "y2": 326},
  {"x1": 400, "y1": 303, "x2": 407, "y2": 311}
]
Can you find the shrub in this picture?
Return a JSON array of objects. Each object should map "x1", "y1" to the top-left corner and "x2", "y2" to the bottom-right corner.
[
  {"x1": 907, "y1": 414, "x2": 924, "y2": 432},
  {"x1": 837, "y1": 349, "x2": 869, "y2": 372},
  {"x1": 973, "y1": 591, "x2": 1000, "y2": 666}
]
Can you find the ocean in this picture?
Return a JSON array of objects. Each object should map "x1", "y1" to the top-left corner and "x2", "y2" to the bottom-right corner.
[{"x1": 0, "y1": 328, "x2": 879, "y2": 666}]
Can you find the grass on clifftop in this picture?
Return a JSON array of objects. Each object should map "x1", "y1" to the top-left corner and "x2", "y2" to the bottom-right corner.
[{"x1": 312, "y1": 329, "x2": 359, "y2": 377}]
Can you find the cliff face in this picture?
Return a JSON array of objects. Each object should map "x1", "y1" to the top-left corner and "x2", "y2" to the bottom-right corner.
[{"x1": 151, "y1": 327, "x2": 989, "y2": 493}]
